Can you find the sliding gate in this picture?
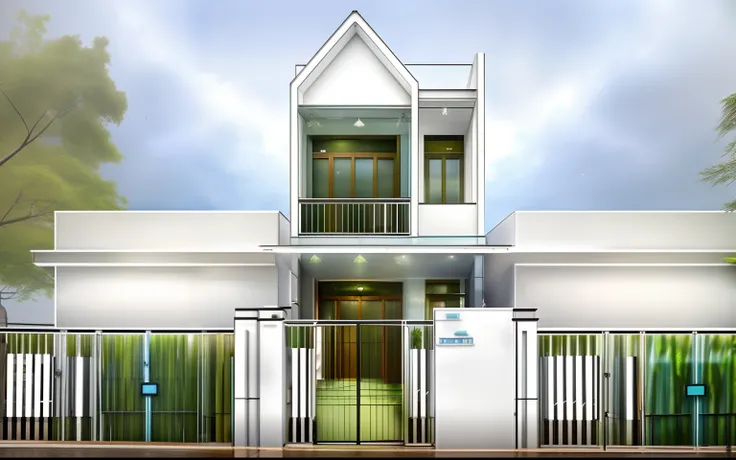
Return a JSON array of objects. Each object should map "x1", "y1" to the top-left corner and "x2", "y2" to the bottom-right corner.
[{"x1": 285, "y1": 321, "x2": 433, "y2": 445}]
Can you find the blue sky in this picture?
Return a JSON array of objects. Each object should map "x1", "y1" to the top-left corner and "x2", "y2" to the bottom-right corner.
[{"x1": 2, "y1": 0, "x2": 736, "y2": 322}]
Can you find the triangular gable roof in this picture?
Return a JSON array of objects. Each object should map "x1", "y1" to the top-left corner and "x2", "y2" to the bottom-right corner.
[{"x1": 291, "y1": 10, "x2": 417, "y2": 98}]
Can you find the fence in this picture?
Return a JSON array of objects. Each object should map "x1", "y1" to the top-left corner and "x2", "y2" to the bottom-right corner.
[
  {"x1": 0, "y1": 330, "x2": 234, "y2": 443},
  {"x1": 539, "y1": 332, "x2": 736, "y2": 449},
  {"x1": 285, "y1": 321, "x2": 433, "y2": 445}
]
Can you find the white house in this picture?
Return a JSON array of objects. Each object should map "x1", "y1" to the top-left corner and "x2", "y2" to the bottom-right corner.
[{"x1": 22, "y1": 10, "x2": 736, "y2": 451}]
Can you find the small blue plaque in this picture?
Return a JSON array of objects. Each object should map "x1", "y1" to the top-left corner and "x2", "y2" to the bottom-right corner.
[
  {"x1": 445, "y1": 313, "x2": 460, "y2": 320},
  {"x1": 141, "y1": 382, "x2": 159, "y2": 396},
  {"x1": 454, "y1": 330, "x2": 468, "y2": 337},
  {"x1": 438, "y1": 337, "x2": 474, "y2": 345},
  {"x1": 685, "y1": 384, "x2": 706, "y2": 397}
]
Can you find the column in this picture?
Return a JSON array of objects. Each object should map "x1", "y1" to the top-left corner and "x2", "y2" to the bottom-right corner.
[
  {"x1": 233, "y1": 309, "x2": 258, "y2": 447},
  {"x1": 514, "y1": 309, "x2": 539, "y2": 449},
  {"x1": 258, "y1": 309, "x2": 287, "y2": 448},
  {"x1": 469, "y1": 255, "x2": 484, "y2": 308}
]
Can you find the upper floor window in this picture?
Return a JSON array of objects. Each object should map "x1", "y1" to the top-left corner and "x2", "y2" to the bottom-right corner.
[
  {"x1": 311, "y1": 136, "x2": 399, "y2": 198},
  {"x1": 424, "y1": 135, "x2": 464, "y2": 204}
]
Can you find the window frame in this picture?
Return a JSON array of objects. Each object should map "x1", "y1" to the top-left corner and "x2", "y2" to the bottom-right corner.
[{"x1": 424, "y1": 153, "x2": 465, "y2": 204}]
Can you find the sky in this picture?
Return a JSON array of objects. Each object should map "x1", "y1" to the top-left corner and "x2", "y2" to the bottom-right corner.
[{"x1": 2, "y1": 0, "x2": 736, "y2": 323}]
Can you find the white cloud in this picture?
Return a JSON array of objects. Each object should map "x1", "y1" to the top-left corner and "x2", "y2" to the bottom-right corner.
[{"x1": 111, "y1": 1, "x2": 288, "y2": 181}]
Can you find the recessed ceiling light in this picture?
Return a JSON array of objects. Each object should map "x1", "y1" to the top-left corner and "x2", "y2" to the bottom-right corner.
[
  {"x1": 448, "y1": 255, "x2": 455, "y2": 259},
  {"x1": 401, "y1": 255, "x2": 406, "y2": 259},
  {"x1": 354, "y1": 255, "x2": 367, "y2": 264},
  {"x1": 442, "y1": 108, "x2": 448, "y2": 115},
  {"x1": 353, "y1": 118, "x2": 365, "y2": 128},
  {"x1": 308, "y1": 255, "x2": 322, "y2": 264},
  {"x1": 357, "y1": 286, "x2": 364, "y2": 292}
]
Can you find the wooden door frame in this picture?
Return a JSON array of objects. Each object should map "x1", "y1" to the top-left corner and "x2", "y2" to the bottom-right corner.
[{"x1": 320, "y1": 296, "x2": 402, "y2": 382}]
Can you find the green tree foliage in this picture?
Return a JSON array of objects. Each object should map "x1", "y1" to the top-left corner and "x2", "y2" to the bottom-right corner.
[
  {"x1": 0, "y1": 11, "x2": 127, "y2": 299},
  {"x1": 701, "y1": 93, "x2": 736, "y2": 211}
]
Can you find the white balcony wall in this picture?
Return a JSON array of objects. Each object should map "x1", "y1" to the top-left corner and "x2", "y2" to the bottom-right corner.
[
  {"x1": 55, "y1": 211, "x2": 286, "y2": 251},
  {"x1": 301, "y1": 35, "x2": 410, "y2": 106},
  {"x1": 418, "y1": 204, "x2": 478, "y2": 236}
]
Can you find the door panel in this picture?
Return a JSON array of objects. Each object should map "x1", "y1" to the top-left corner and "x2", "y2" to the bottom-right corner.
[{"x1": 338, "y1": 301, "x2": 359, "y2": 380}]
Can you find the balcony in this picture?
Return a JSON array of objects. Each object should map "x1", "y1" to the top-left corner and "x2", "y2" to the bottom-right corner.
[{"x1": 299, "y1": 198, "x2": 410, "y2": 235}]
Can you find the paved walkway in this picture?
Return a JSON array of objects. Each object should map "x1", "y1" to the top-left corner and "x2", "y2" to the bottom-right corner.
[{"x1": 0, "y1": 443, "x2": 731, "y2": 458}]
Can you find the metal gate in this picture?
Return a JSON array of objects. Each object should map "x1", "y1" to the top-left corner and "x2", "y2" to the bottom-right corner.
[
  {"x1": 285, "y1": 321, "x2": 433, "y2": 445},
  {"x1": 539, "y1": 333, "x2": 644, "y2": 448}
]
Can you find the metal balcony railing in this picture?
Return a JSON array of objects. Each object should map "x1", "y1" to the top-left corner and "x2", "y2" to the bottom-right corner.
[{"x1": 299, "y1": 198, "x2": 410, "y2": 235}]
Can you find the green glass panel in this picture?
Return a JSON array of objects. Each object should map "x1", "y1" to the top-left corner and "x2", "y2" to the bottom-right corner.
[
  {"x1": 698, "y1": 335, "x2": 735, "y2": 446},
  {"x1": 318, "y1": 300, "x2": 336, "y2": 320},
  {"x1": 355, "y1": 158, "x2": 373, "y2": 198},
  {"x1": 427, "y1": 159, "x2": 442, "y2": 203},
  {"x1": 333, "y1": 158, "x2": 352, "y2": 197},
  {"x1": 644, "y1": 334, "x2": 693, "y2": 446},
  {"x1": 377, "y1": 159, "x2": 394, "y2": 198},
  {"x1": 100, "y1": 334, "x2": 146, "y2": 442},
  {"x1": 445, "y1": 158, "x2": 461, "y2": 203},
  {"x1": 312, "y1": 158, "x2": 329, "y2": 198}
]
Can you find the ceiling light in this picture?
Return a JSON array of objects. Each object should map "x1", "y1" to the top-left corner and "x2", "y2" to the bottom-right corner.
[
  {"x1": 354, "y1": 255, "x2": 367, "y2": 264},
  {"x1": 442, "y1": 108, "x2": 448, "y2": 116},
  {"x1": 357, "y1": 286, "x2": 364, "y2": 292},
  {"x1": 353, "y1": 118, "x2": 365, "y2": 128},
  {"x1": 448, "y1": 255, "x2": 455, "y2": 259},
  {"x1": 308, "y1": 255, "x2": 322, "y2": 264},
  {"x1": 401, "y1": 255, "x2": 406, "y2": 259}
]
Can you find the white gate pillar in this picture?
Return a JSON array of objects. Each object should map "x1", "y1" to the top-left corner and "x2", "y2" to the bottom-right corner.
[
  {"x1": 514, "y1": 309, "x2": 539, "y2": 449},
  {"x1": 234, "y1": 309, "x2": 258, "y2": 447},
  {"x1": 258, "y1": 309, "x2": 287, "y2": 448}
]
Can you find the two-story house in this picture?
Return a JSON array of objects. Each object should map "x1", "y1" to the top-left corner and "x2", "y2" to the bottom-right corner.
[{"x1": 16, "y1": 8, "x2": 736, "y2": 451}]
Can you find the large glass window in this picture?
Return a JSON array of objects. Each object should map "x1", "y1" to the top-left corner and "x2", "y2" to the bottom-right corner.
[
  {"x1": 424, "y1": 135, "x2": 464, "y2": 204},
  {"x1": 311, "y1": 136, "x2": 398, "y2": 198}
]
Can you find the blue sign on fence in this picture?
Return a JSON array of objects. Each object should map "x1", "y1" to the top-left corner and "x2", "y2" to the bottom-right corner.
[
  {"x1": 685, "y1": 384, "x2": 706, "y2": 397},
  {"x1": 438, "y1": 337, "x2": 474, "y2": 345}
]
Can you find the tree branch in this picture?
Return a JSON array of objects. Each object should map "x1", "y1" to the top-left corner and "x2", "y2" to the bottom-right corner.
[
  {"x1": 0, "y1": 89, "x2": 80, "y2": 169},
  {"x1": 0, "y1": 194, "x2": 55, "y2": 228},
  {"x1": 0, "y1": 191, "x2": 23, "y2": 224},
  {"x1": 0, "y1": 87, "x2": 29, "y2": 133}
]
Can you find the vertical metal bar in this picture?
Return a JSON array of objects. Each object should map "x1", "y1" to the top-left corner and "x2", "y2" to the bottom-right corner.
[
  {"x1": 639, "y1": 332, "x2": 645, "y2": 448},
  {"x1": 144, "y1": 331, "x2": 151, "y2": 442},
  {"x1": 59, "y1": 332, "x2": 66, "y2": 442},
  {"x1": 355, "y1": 324, "x2": 361, "y2": 445},
  {"x1": 197, "y1": 334, "x2": 201, "y2": 443}
]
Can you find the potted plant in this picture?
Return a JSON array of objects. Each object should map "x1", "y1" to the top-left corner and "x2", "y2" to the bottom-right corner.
[{"x1": 411, "y1": 327, "x2": 423, "y2": 349}]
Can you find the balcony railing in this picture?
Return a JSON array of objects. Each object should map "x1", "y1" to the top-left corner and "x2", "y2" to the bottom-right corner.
[{"x1": 299, "y1": 198, "x2": 410, "y2": 235}]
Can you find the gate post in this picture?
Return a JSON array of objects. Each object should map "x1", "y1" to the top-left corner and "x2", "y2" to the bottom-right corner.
[
  {"x1": 514, "y1": 309, "x2": 539, "y2": 449},
  {"x1": 258, "y1": 309, "x2": 287, "y2": 448},
  {"x1": 234, "y1": 310, "x2": 258, "y2": 447}
]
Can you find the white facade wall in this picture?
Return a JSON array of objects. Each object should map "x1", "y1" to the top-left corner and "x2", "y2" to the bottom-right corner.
[
  {"x1": 56, "y1": 266, "x2": 279, "y2": 329},
  {"x1": 515, "y1": 264, "x2": 736, "y2": 329}
]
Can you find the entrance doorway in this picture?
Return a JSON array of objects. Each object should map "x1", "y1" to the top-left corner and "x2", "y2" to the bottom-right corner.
[{"x1": 315, "y1": 282, "x2": 403, "y2": 444}]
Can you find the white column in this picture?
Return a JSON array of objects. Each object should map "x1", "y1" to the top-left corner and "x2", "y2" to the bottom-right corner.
[
  {"x1": 258, "y1": 309, "x2": 287, "y2": 448},
  {"x1": 515, "y1": 314, "x2": 539, "y2": 448},
  {"x1": 234, "y1": 310, "x2": 258, "y2": 447}
]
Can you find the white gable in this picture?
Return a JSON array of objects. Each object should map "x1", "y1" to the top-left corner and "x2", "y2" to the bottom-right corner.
[{"x1": 302, "y1": 34, "x2": 410, "y2": 106}]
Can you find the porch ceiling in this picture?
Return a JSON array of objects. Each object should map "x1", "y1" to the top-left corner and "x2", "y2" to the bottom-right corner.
[{"x1": 299, "y1": 252, "x2": 474, "y2": 279}]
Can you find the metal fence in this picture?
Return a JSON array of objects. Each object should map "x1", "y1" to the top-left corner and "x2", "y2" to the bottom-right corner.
[
  {"x1": 539, "y1": 332, "x2": 736, "y2": 449},
  {"x1": 285, "y1": 321, "x2": 433, "y2": 445},
  {"x1": 299, "y1": 199, "x2": 410, "y2": 235},
  {"x1": 0, "y1": 330, "x2": 234, "y2": 443}
]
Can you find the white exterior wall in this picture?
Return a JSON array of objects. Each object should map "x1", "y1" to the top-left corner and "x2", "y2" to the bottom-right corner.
[
  {"x1": 513, "y1": 211, "x2": 736, "y2": 250},
  {"x1": 302, "y1": 35, "x2": 410, "y2": 106},
  {"x1": 515, "y1": 264, "x2": 736, "y2": 329},
  {"x1": 55, "y1": 211, "x2": 285, "y2": 250},
  {"x1": 418, "y1": 204, "x2": 478, "y2": 236},
  {"x1": 56, "y1": 266, "x2": 279, "y2": 329}
]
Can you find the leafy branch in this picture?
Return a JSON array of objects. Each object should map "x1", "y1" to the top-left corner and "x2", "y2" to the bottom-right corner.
[{"x1": 0, "y1": 85, "x2": 79, "y2": 170}]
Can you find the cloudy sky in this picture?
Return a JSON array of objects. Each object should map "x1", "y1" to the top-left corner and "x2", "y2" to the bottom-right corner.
[{"x1": 2, "y1": 0, "x2": 736, "y2": 322}]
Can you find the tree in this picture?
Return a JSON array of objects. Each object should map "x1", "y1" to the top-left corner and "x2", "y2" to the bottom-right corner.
[
  {"x1": 0, "y1": 11, "x2": 128, "y2": 299},
  {"x1": 701, "y1": 93, "x2": 736, "y2": 210}
]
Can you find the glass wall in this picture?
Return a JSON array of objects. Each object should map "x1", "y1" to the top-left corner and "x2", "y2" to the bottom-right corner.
[
  {"x1": 540, "y1": 332, "x2": 736, "y2": 448},
  {"x1": 0, "y1": 331, "x2": 234, "y2": 443}
]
